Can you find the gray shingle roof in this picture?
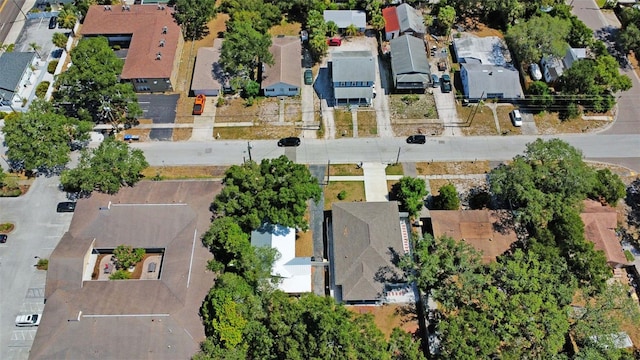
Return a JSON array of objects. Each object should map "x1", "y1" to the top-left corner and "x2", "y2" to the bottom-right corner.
[
  {"x1": 331, "y1": 202, "x2": 405, "y2": 302},
  {"x1": 332, "y1": 50, "x2": 375, "y2": 82},
  {"x1": 396, "y1": 3, "x2": 425, "y2": 34},
  {"x1": 190, "y1": 39, "x2": 224, "y2": 94},
  {"x1": 461, "y1": 63, "x2": 523, "y2": 100},
  {"x1": 0, "y1": 52, "x2": 35, "y2": 100},
  {"x1": 390, "y1": 35, "x2": 430, "y2": 86},
  {"x1": 263, "y1": 36, "x2": 302, "y2": 88}
]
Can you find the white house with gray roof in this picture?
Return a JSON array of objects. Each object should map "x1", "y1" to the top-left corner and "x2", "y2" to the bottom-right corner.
[
  {"x1": 460, "y1": 63, "x2": 523, "y2": 100},
  {"x1": 331, "y1": 50, "x2": 375, "y2": 104},
  {"x1": 262, "y1": 36, "x2": 302, "y2": 97},
  {"x1": 390, "y1": 35, "x2": 430, "y2": 90},
  {"x1": 323, "y1": 10, "x2": 367, "y2": 32},
  {"x1": 0, "y1": 52, "x2": 37, "y2": 109}
]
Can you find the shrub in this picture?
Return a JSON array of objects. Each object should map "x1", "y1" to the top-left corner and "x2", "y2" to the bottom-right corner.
[
  {"x1": 0, "y1": 112, "x2": 5, "y2": 119},
  {"x1": 110, "y1": 270, "x2": 131, "y2": 280},
  {"x1": 216, "y1": 97, "x2": 225, "y2": 107},
  {"x1": 113, "y1": 245, "x2": 145, "y2": 269},
  {"x1": 624, "y1": 250, "x2": 635, "y2": 262},
  {"x1": 48, "y1": 60, "x2": 59, "y2": 74},
  {"x1": 0, "y1": 223, "x2": 14, "y2": 232},
  {"x1": 401, "y1": 94, "x2": 419, "y2": 105},
  {"x1": 337, "y1": 190, "x2": 347, "y2": 200},
  {"x1": 36, "y1": 258, "x2": 49, "y2": 270},
  {"x1": 433, "y1": 183, "x2": 460, "y2": 210},
  {"x1": 35, "y1": 81, "x2": 50, "y2": 98},
  {"x1": 590, "y1": 168, "x2": 626, "y2": 205}
]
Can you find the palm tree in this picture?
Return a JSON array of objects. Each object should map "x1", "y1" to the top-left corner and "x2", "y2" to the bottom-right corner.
[
  {"x1": 326, "y1": 21, "x2": 339, "y2": 37},
  {"x1": 52, "y1": 32, "x2": 68, "y2": 49},
  {"x1": 345, "y1": 24, "x2": 358, "y2": 38},
  {"x1": 29, "y1": 42, "x2": 42, "y2": 59},
  {"x1": 57, "y1": 8, "x2": 78, "y2": 29}
]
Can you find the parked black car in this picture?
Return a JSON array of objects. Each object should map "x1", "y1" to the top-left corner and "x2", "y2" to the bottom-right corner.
[
  {"x1": 49, "y1": 16, "x2": 58, "y2": 29},
  {"x1": 56, "y1": 202, "x2": 76, "y2": 213},
  {"x1": 0, "y1": 234, "x2": 7, "y2": 243},
  {"x1": 406, "y1": 135, "x2": 426, "y2": 144},
  {"x1": 277, "y1": 137, "x2": 301, "y2": 147}
]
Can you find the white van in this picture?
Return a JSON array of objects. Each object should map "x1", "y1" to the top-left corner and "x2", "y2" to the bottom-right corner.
[{"x1": 510, "y1": 109, "x2": 523, "y2": 127}]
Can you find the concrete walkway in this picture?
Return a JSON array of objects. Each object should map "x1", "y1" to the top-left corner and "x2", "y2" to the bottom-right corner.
[{"x1": 362, "y1": 163, "x2": 389, "y2": 201}]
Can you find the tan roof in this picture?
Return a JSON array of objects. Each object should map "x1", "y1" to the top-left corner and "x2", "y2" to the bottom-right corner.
[
  {"x1": 331, "y1": 202, "x2": 405, "y2": 302},
  {"x1": 580, "y1": 200, "x2": 628, "y2": 267},
  {"x1": 191, "y1": 39, "x2": 225, "y2": 93},
  {"x1": 262, "y1": 36, "x2": 301, "y2": 88},
  {"x1": 30, "y1": 181, "x2": 221, "y2": 360},
  {"x1": 430, "y1": 210, "x2": 518, "y2": 263},
  {"x1": 81, "y1": 5, "x2": 181, "y2": 80}
]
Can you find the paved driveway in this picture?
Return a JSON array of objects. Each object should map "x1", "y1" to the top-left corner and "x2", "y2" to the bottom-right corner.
[
  {"x1": 138, "y1": 94, "x2": 178, "y2": 141},
  {"x1": 14, "y1": 17, "x2": 62, "y2": 60},
  {"x1": 0, "y1": 176, "x2": 73, "y2": 360}
]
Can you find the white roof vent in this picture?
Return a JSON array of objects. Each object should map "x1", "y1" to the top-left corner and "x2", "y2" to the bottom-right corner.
[
  {"x1": 162, "y1": 26, "x2": 168, "y2": 34},
  {"x1": 159, "y1": 39, "x2": 165, "y2": 47},
  {"x1": 156, "y1": 52, "x2": 162, "y2": 60}
]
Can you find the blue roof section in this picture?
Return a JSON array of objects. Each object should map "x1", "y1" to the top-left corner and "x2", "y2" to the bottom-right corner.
[{"x1": 0, "y1": 52, "x2": 36, "y2": 100}]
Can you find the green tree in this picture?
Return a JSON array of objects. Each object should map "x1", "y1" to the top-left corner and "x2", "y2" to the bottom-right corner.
[
  {"x1": 242, "y1": 80, "x2": 260, "y2": 99},
  {"x1": 171, "y1": 0, "x2": 216, "y2": 39},
  {"x1": 484, "y1": 0, "x2": 525, "y2": 28},
  {"x1": 52, "y1": 32, "x2": 68, "y2": 49},
  {"x1": 220, "y1": 20, "x2": 273, "y2": 78},
  {"x1": 433, "y1": 183, "x2": 460, "y2": 210},
  {"x1": 620, "y1": 23, "x2": 640, "y2": 55},
  {"x1": 60, "y1": 137, "x2": 149, "y2": 194},
  {"x1": 0, "y1": 167, "x2": 6, "y2": 187},
  {"x1": 388, "y1": 328, "x2": 426, "y2": 360},
  {"x1": 54, "y1": 37, "x2": 141, "y2": 125},
  {"x1": 326, "y1": 20, "x2": 338, "y2": 36},
  {"x1": 391, "y1": 177, "x2": 428, "y2": 218},
  {"x1": 506, "y1": 14, "x2": 571, "y2": 64},
  {"x1": 589, "y1": 168, "x2": 626, "y2": 205},
  {"x1": 57, "y1": 6, "x2": 78, "y2": 29},
  {"x1": 112, "y1": 245, "x2": 145, "y2": 269},
  {"x1": 212, "y1": 156, "x2": 321, "y2": 231},
  {"x1": 437, "y1": 6, "x2": 456, "y2": 35},
  {"x1": 528, "y1": 80, "x2": 554, "y2": 112},
  {"x1": 201, "y1": 217, "x2": 252, "y2": 272},
  {"x1": 3, "y1": 99, "x2": 92, "y2": 173}
]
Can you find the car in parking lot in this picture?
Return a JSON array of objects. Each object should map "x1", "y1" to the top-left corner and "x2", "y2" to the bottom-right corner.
[
  {"x1": 304, "y1": 69, "x2": 313, "y2": 85},
  {"x1": 510, "y1": 109, "x2": 523, "y2": 127},
  {"x1": 15, "y1": 314, "x2": 41, "y2": 327},
  {"x1": 277, "y1": 137, "x2": 301, "y2": 147},
  {"x1": 327, "y1": 38, "x2": 342, "y2": 46},
  {"x1": 56, "y1": 202, "x2": 76, "y2": 213},
  {"x1": 49, "y1": 16, "x2": 58, "y2": 29},
  {"x1": 406, "y1": 135, "x2": 426, "y2": 144},
  {"x1": 0, "y1": 234, "x2": 7, "y2": 243}
]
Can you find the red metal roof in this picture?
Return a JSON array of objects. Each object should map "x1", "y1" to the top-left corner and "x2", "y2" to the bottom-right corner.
[{"x1": 382, "y1": 7, "x2": 400, "y2": 33}]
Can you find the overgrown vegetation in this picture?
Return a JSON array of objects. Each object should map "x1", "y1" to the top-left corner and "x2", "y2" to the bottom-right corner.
[{"x1": 35, "y1": 81, "x2": 49, "y2": 98}]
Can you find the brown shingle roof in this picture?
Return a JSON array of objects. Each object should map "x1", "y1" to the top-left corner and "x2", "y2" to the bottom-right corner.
[
  {"x1": 81, "y1": 5, "x2": 181, "y2": 80},
  {"x1": 331, "y1": 202, "x2": 405, "y2": 302},
  {"x1": 580, "y1": 200, "x2": 628, "y2": 267},
  {"x1": 430, "y1": 210, "x2": 518, "y2": 263},
  {"x1": 262, "y1": 36, "x2": 301, "y2": 88},
  {"x1": 30, "y1": 181, "x2": 221, "y2": 360}
]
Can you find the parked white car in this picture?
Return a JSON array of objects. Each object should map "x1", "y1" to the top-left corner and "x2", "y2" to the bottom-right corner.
[
  {"x1": 510, "y1": 109, "x2": 523, "y2": 127},
  {"x1": 15, "y1": 313, "x2": 42, "y2": 327},
  {"x1": 529, "y1": 63, "x2": 542, "y2": 81}
]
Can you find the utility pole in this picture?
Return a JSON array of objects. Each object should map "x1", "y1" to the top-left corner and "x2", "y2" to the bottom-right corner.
[
  {"x1": 247, "y1": 142, "x2": 252, "y2": 162},
  {"x1": 395, "y1": 147, "x2": 401, "y2": 165}
]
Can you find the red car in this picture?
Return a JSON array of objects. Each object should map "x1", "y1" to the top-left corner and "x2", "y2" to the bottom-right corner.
[{"x1": 327, "y1": 38, "x2": 342, "y2": 46}]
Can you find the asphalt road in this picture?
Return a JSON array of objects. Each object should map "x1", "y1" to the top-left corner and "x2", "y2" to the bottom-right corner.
[
  {"x1": 570, "y1": 0, "x2": 640, "y2": 135},
  {"x1": 0, "y1": 0, "x2": 24, "y2": 43},
  {"x1": 0, "y1": 176, "x2": 73, "y2": 360},
  {"x1": 131, "y1": 134, "x2": 640, "y2": 171}
]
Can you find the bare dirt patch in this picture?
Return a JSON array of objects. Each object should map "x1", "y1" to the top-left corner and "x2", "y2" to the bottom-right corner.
[
  {"x1": 296, "y1": 211, "x2": 313, "y2": 257},
  {"x1": 390, "y1": 94, "x2": 442, "y2": 136},
  {"x1": 348, "y1": 304, "x2": 419, "y2": 339},
  {"x1": 284, "y1": 100, "x2": 302, "y2": 122},
  {"x1": 417, "y1": 161, "x2": 490, "y2": 175},
  {"x1": 173, "y1": 128, "x2": 193, "y2": 141},
  {"x1": 534, "y1": 112, "x2": 609, "y2": 134},
  {"x1": 496, "y1": 105, "x2": 521, "y2": 135},
  {"x1": 215, "y1": 125, "x2": 298, "y2": 140},
  {"x1": 458, "y1": 104, "x2": 498, "y2": 136},
  {"x1": 428, "y1": 177, "x2": 488, "y2": 200},
  {"x1": 269, "y1": 20, "x2": 302, "y2": 37},
  {"x1": 329, "y1": 164, "x2": 364, "y2": 176},
  {"x1": 324, "y1": 181, "x2": 365, "y2": 210},
  {"x1": 334, "y1": 109, "x2": 353, "y2": 138}
]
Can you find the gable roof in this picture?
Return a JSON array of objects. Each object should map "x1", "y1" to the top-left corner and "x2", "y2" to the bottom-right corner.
[
  {"x1": 0, "y1": 52, "x2": 35, "y2": 100},
  {"x1": 30, "y1": 181, "x2": 220, "y2": 360},
  {"x1": 453, "y1": 35, "x2": 510, "y2": 66},
  {"x1": 430, "y1": 210, "x2": 518, "y2": 263},
  {"x1": 563, "y1": 47, "x2": 587, "y2": 69},
  {"x1": 323, "y1": 10, "x2": 367, "y2": 29},
  {"x1": 332, "y1": 50, "x2": 375, "y2": 82},
  {"x1": 382, "y1": 7, "x2": 399, "y2": 33},
  {"x1": 81, "y1": 5, "x2": 181, "y2": 80},
  {"x1": 331, "y1": 202, "x2": 406, "y2": 302},
  {"x1": 396, "y1": 3, "x2": 425, "y2": 34},
  {"x1": 390, "y1": 35, "x2": 430, "y2": 83},
  {"x1": 580, "y1": 200, "x2": 628, "y2": 267},
  {"x1": 251, "y1": 224, "x2": 311, "y2": 293},
  {"x1": 191, "y1": 39, "x2": 224, "y2": 94},
  {"x1": 262, "y1": 36, "x2": 302, "y2": 88},
  {"x1": 461, "y1": 63, "x2": 523, "y2": 100}
]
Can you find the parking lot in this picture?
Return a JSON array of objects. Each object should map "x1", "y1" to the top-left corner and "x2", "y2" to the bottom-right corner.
[
  {"x1": 138, "y1": 94, "x2": 179, "y2": 141},
  {"x1": 14, "y1": 17, "x2": 66, "y2": 61}
]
